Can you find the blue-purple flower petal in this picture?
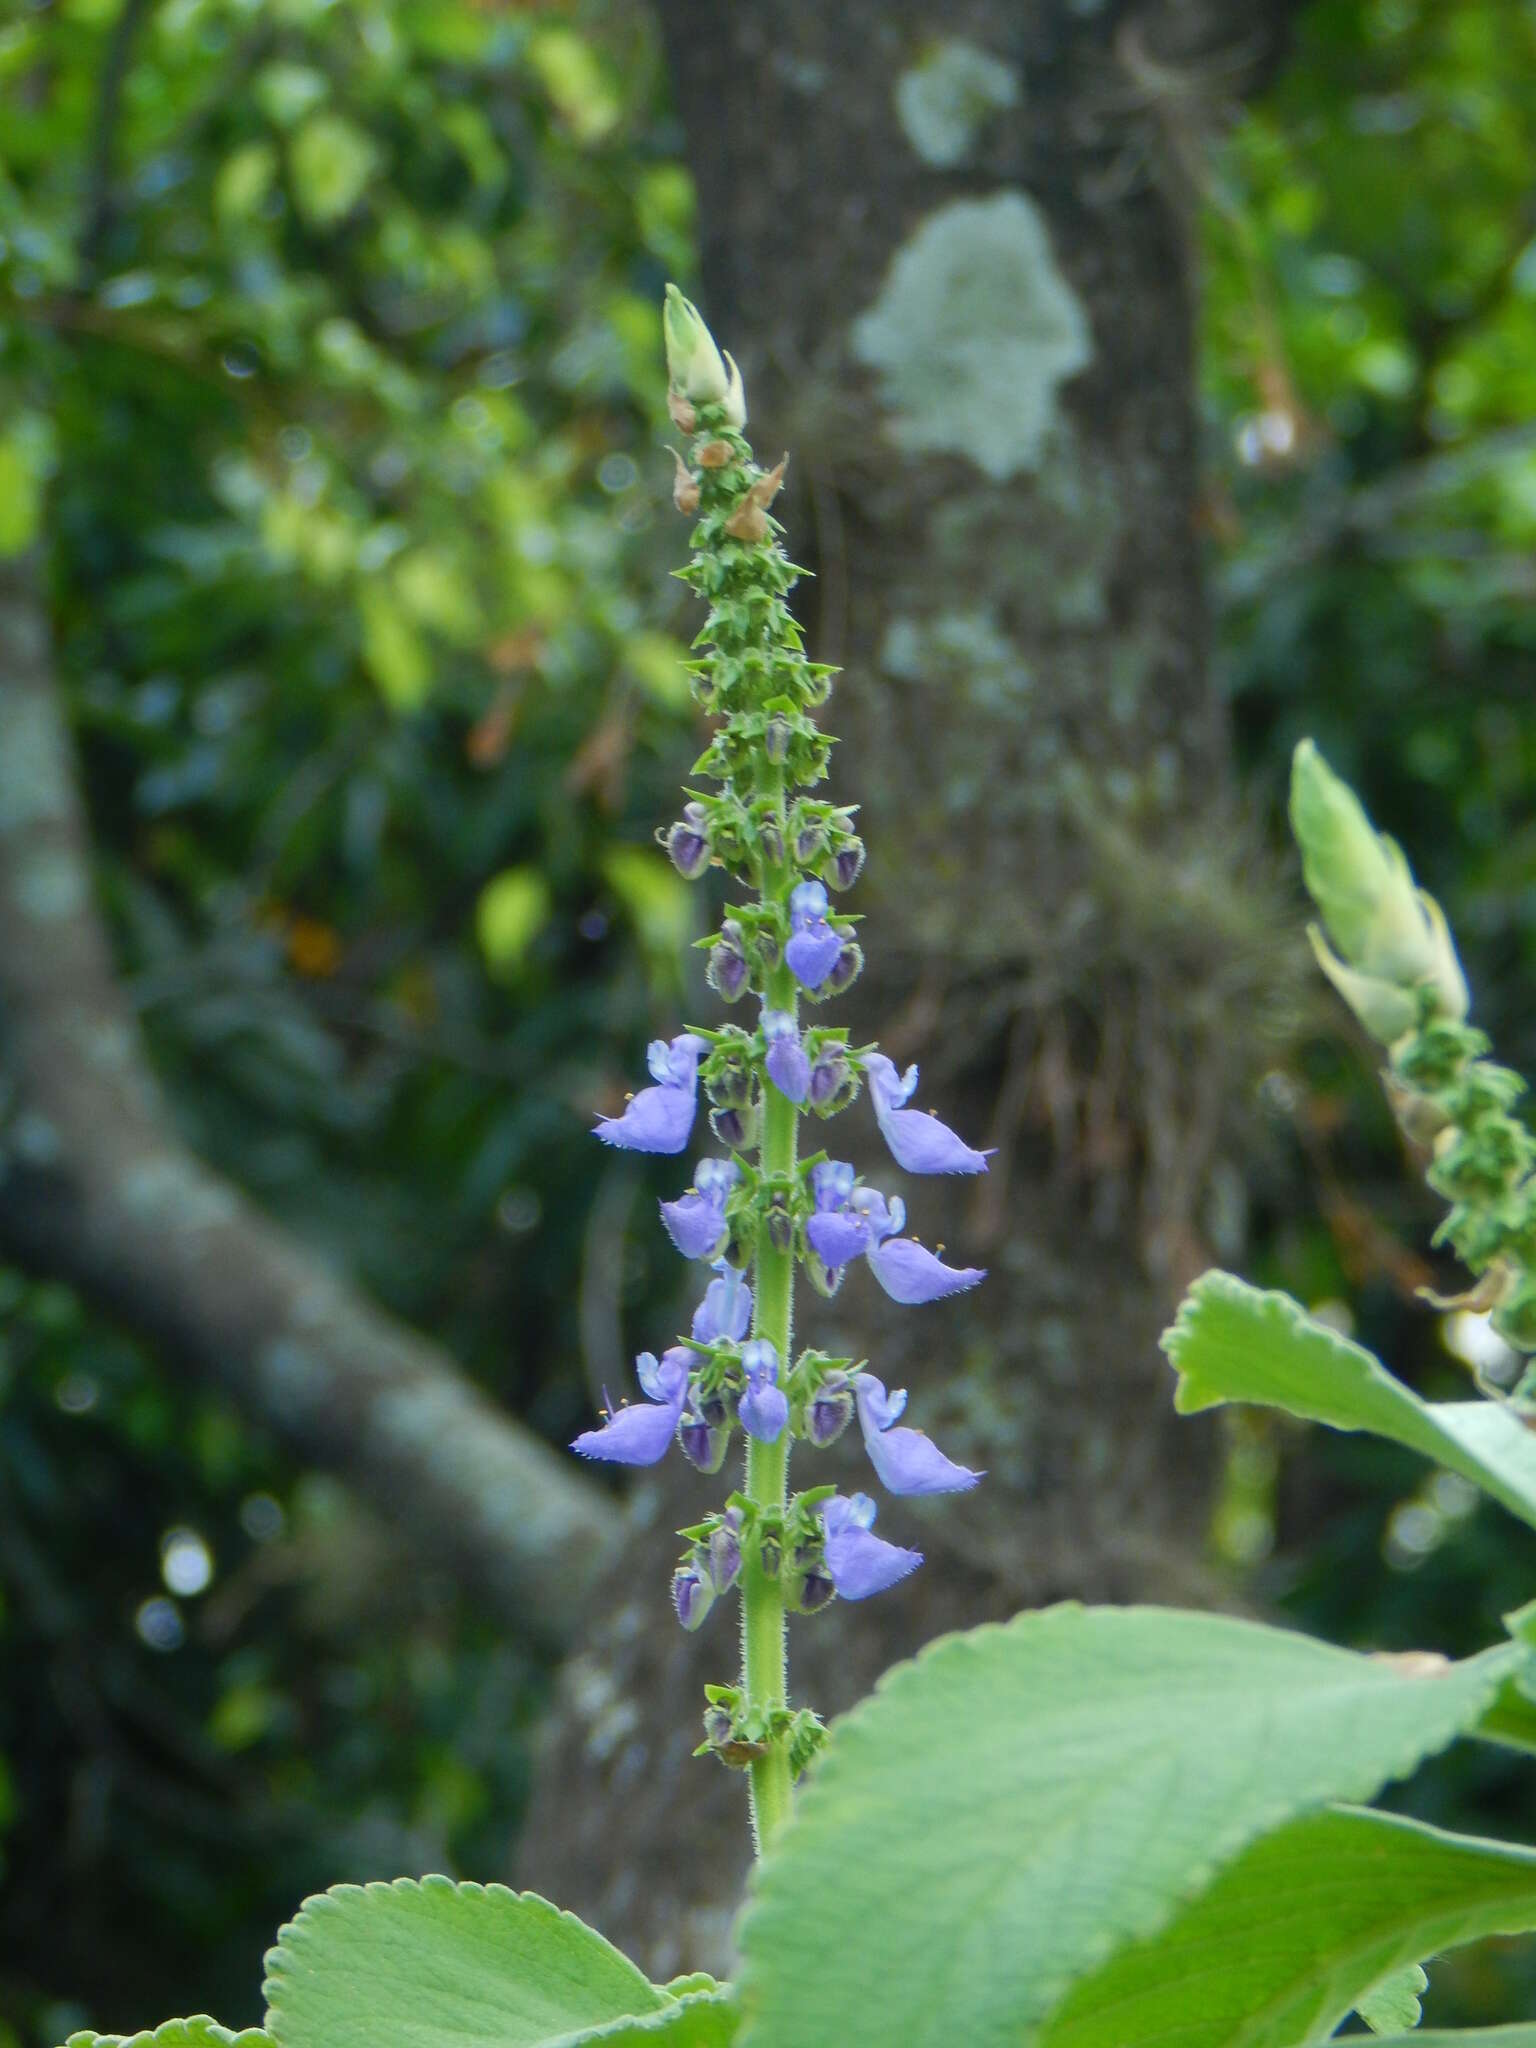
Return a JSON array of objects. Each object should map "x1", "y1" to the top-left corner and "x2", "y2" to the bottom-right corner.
[
  {"x1": 766, "y1": 1035, "x2": 812, "y2": 1102},
  {"x1": 854, "y1": 1372, "x2": 981, "y2": 1496},
  {"x1": 863, "y1": 1052, "x2": 990, "y2": 1175},
  {"x1": 740, "y1": 1382, "x2": 789, "y2": 1443},
  {"x1": 806, "y1": 1209, "x2": 871, "y2": 1268},
  {"x1": 786, "y1": 925, "x2": 843, "y2": 989},
  {"x1": 692, "y1": 1262, "x2": 753, "y2": 1343},
  {"x1": 821, "y1": 1494, "x2": 921, "y2": 1599},
  {"x1": 866, "y1": 1236, "x2": 985, "y2": 1305},
  {"x1": 573, "y1": 1347, "x2": 689, "y2": 1464},
  {"x1": 660, "y1": 1191, "x2": 728, "y2": 1260},
  {"x1": 595, "y1": 1035, "x2": 706, "y2": 1154}
]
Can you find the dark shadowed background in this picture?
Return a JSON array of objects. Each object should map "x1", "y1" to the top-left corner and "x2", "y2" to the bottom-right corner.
[{"x1": 2, "y1": 0, "x2": 1536, "y2": 2038}]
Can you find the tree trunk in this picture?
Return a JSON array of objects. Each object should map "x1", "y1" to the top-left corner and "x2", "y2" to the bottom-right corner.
[{"x1": 519, "y1": 0, "x2": 1296, "y2": 1974}]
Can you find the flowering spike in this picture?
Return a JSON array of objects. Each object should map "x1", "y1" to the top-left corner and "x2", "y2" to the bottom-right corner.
[
  {"x1": 1290, "y1": 739, "x2": 1467, "y2": 1036},
  {"x1": 572, "y1": 292, "x2": 990, "y2": 1845}
]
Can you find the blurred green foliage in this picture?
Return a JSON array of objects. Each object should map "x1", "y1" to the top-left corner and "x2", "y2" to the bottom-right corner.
[
  {"x1": 4, "y1": 0, "x2": 1536, "y2": 2038},
  {"x1": 1202, "y1": 0, "x2": 1536, "y2": 2021},
  {"x1": 0, "y1": 0, "x2": 705, "y2": 2038}
]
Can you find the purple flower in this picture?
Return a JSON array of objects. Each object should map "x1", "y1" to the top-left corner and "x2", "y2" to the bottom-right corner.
[
  {"x1": 666, "y1": 801, "x2": 712, "y2": 881},
  {"x1": 853, "y1": 1188, "x2": 985, "y2": 1305},
  {"x1": 571, "y1": 1347, "x2": 690, "y2": 1465},
  {"x1": 594, "y1": 1035, "x2": 707, "y2": 1154},
  {"x1": 805, "y1": 1160, "x2": 871, "y2": 1269},
  {"x1": 739, "y1": 1339, "x2": 788, "y2": 1444},
  {"x1": 660, "y1": 1158, "x2": 739, "y2": 1260},
  {"x1": 785, "y1": 879, "x2": 843, "y2": 990},
  {"x1": 806, "y1": 1369, "x2": 854, "y2": 1447},
  {"x1": 706, "y1": 921, "x2": 750, "y2": 1003},
  {"x1": 692, "y1": 1261, "x2": 753, "y2": 1344},
  {"x1": 863, "y1": 1052, "x2": 990, "y2": 1175},
  {"x1": 820, "y1": 1493, "x2": 922, "y2": 1599},
  {"x1": 679, "y1": 1403, "x2": 730, "y2": 1472},
  {"x1": 854, "y1": 1372, "x2": 980, "y2": 1495},
  {"x1": 763, "y1": 1010, "x2": 811, "y2": 1103}
]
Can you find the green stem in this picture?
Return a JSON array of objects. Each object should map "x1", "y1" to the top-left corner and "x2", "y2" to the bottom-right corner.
[{"x1": 743, "y1": 960, "x2": 797, "y2": 1853}]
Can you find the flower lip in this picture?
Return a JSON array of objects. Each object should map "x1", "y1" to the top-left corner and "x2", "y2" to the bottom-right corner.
[
  {"x1": 820, "y1": 1491, "x2": 922, "y2": 1600},
  {"x1": 863, "y1": 1051, "x2": 991, "y2": 1175},
  {"x1": 853, "y1": 1371, "x2": 981, "y2": 1495},
  {"x1": 594, "y1": 1033, "x2": 707, "y2": 1154},
  {"x1": 572, "y1": 1346, "x2": 691, "y2": 1466}
]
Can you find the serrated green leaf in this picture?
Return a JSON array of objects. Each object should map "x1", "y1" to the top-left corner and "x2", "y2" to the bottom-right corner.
[
  {"x1": 1039, "y1": 1805, "x2": 1536, "y2": 2048},
  {"x1": 1162, "y1": 1272, "x2": 1536, "y2": 1532},
  {"x1": 737, "y1": 1605, "x2": 1516, "y2": 2048},
  {"x1": 1357, "y1": 1961, "x2": 1428, "y2": 2034},
  {"x1": 64, "y1": 2020, "x2": 267, "y2": 2048},
  {"x1": 263, "y1": 1878, "x2": 669, "y2": 2048},
  {"x1": 563, "y1": 1990, "x2": 738, "y2": 2046},
  {"x1": 1363, "y1": 2036, "x2": 1536, "y2": 2046}
]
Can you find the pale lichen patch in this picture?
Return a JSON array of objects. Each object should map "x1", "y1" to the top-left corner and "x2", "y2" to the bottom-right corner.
[
  {"x1": 850, "y1": 194, "x2": 1092, "y2": 480},
  {"x1": 895, "y1": 40, "x2": 1021, "y2": 167}
]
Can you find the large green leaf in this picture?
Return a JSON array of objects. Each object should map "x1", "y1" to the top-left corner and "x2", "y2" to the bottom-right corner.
[
  {"x1": 64, "y1": 2024, "x2": 267, "y2": 2048},
  {"x1": 737, "y1": 1605, "x2": 1516, "y2": 2048},
  {"x1": 1363, "y1": 2036, "x2": 1536, "y2": 2046},
  {"x1": 1038, "y1": 1804, "x2": 1536, "y2": 2048},
  {"x1": 1163, "y1": 1271, "x2": 1536, "y2": 1532},
  {"x1": 263, "y1": 1878, "x2": 676, "y2": 2048}
]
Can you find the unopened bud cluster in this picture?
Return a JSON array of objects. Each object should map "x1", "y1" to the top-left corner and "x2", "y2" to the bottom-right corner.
[{"x1": 1292, "y1": 742, "x2": 1536, "y2": 1364}]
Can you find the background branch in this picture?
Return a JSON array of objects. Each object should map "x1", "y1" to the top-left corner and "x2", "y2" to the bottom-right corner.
[{"x1": 0, "y1": 551, "x2": 619, "y2": 1651}]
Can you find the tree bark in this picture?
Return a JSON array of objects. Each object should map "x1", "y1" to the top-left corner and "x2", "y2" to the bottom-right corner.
[
  {"x1": 0, "y1": 552, "x2": 620, "y2": 1651},
  {"x1": 519, "y1": 0, "x2": 1297, "y2": 1972}
]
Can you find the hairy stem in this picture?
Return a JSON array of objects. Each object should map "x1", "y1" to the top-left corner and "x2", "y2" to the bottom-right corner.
[{"x1": 743, "y1": 961, "x2": 798, "y2": 1851}]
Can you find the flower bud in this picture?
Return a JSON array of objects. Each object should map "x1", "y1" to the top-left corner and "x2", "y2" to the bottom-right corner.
[
  {"x1": 764, "y1": 714, "x2": 793, "y2": 766},
  {"x1": 756, "y1": 1527, "x2": 782, "y2": 1579},
  {"x1": 807, "y1": 1371, "x2": 854, "y2": 1448},
  {"x1": 705, "y1": 1046, "x2": 753, "y2": 1110},
  {"x1": 1290, "y1": 740, "x2": 1468, "y2": 1032},
  {"x1": 794, "y1": 818, "x2": 827, "y2": 865},
  {"x1": 758, "y1": 818, "x2": 784, "y2": 867},
  {"x1": 711, "y1": 1103, "x2": 757, "y2": 1150},
  {"x1": 678, "y1": 1407, "x2": 730, "y2": 1474},
  {"x1": 702, "y1": 1701, "x2": 735, "y2": 1747},
  {"x1": 664, "y1": 285, "x2": 731, "y2": 405},
  {"x1": 706, "y1": 921, "x2": 750, "y2": 1002},
  {"x1": 672, "y1": 1552, "x2": 716, "y2": 1630},
  {"x1": 766, "y1": 1191, "x2": 794, "y2": 1254},
  {"x1": 805, "y1": 1250, "x2": 844, "y2": 1299},
  {"x1": 752, "y1": 925, "x2": 782, "y2": 974},
  {"x1": 708, "y1": 1511, "x2": 744, "y2": 1594},
  {"x1": 826, "y1": 939, "x2": 863, "y2": 995},
  {"x1": 808, "y1": 1046, "x2": 849, "y2": 1110},
  {"x1": 666, "y1": 801, "x2": 711, "y2": 880},
  {"x1": 786, "y1": 1545, "x2": 836, "y2": 1614},
  {"x1": 827, "y1": 837, "x2": 865, "y2": 891}
]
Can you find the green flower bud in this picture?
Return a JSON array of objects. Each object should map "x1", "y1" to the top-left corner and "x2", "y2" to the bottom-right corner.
[
  {"x1": 1290, "y1": 740, "x2": 1468, "y2": 1035},
  {"x1": 664, "y1": 284, "x2": 731, "y2": 405}
]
